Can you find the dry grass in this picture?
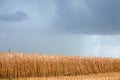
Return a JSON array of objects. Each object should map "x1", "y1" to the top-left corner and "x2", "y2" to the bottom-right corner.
[{"x1": 0, "y1": 52, "x2": 120, "y2": 79}]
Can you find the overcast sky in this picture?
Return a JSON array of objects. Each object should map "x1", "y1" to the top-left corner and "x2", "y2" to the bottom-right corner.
[{"x1": 0, "y1": 0, "x2": 120, "y2": 57}]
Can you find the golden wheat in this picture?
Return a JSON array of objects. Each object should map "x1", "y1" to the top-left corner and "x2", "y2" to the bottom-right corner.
[{"x1": 0, "y1": 52, "x2": 120, "y2": 79}]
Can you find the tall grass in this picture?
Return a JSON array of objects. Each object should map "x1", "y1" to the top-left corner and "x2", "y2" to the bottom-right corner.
[{"x1": 0, "y1": 52, "x2": 120, "y2": 79}]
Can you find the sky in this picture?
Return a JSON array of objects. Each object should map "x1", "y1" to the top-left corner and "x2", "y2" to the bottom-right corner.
[{"x1": 0, "y1": 0, "x2": 120, "y2": 57}]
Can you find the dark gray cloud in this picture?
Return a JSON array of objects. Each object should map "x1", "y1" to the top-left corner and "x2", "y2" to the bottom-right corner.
[
  {"x1": 0, "y1": 11, "x2": 28, "y2": 22},
  {"x1": 53, "y1": 0, "x2": 120, "y2": 35}
]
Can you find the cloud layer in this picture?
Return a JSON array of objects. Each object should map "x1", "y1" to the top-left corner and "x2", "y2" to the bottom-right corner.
[
  {"x1": 0, "y1": 0, "x2": 120, "y2": 57},
  {"x1": 53, "y1": 0, "x2": 120, "y2": 35},
  {"x1": 0, "y1": 0, "x2": 120, "y2": 34}
]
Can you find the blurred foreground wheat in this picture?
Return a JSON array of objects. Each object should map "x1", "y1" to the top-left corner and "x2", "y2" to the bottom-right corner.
[
  {"x1": 0, "y1": 52, "x2": 120, "y2": 79},
  {"x1": 12, "y1": 72, "x2": 120, "y2": 80}
]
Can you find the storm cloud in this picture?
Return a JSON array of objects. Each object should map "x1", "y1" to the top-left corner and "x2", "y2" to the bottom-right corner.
[
  {"x1": 53, "y1": 0, "x2": 120, "y2": 35},
  {"x1": 0, "y1": 0, "x2": 120, "y2": 57},
  {"x1": 0, "y1": 0, "x2": 120, "y2": 34},
  {"x1": 0, "y1": 11, "x2": 28, "y2": 22}
]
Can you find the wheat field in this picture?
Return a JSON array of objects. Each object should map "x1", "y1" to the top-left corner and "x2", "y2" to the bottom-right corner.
[{"x1": 0, "y1": 52, "x2": 120, "y2": 80}]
